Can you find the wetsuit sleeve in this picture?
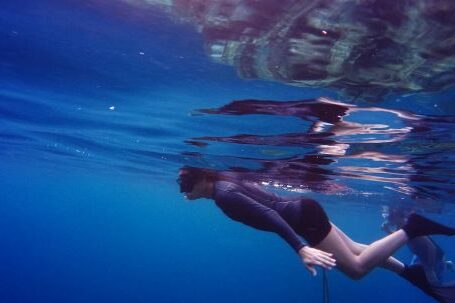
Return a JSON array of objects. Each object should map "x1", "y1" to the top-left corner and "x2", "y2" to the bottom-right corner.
[{"x1": 216, "y1": 190, "x2": 307, "y2": 253}]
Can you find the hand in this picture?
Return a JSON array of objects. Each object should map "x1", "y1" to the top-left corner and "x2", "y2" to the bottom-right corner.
[{"x1": 298, "y1": 246, "x2": 336, "y2": 276}]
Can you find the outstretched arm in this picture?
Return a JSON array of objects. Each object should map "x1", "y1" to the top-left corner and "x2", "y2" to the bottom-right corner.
[{"x1": 216, "y1": 190, "x2": 336, "y2": 274}]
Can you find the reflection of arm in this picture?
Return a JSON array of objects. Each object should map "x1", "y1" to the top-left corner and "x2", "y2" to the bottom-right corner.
[{"x1": 216, "y1": 190, "x2": 306, "y2": 253}]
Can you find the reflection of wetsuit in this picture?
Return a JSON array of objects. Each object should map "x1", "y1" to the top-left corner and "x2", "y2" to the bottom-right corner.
[
  {"x1": 213, "y1": 181, "x2": 332, "y2": 250},
  {"x1": 204, "y1": 99, "x2": 350, "y2": 124}
]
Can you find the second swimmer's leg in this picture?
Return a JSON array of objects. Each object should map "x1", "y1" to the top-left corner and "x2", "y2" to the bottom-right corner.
[
  {"x1": 315, "y1": 225, "x2": 408, "y2": 279},
  {"x1": 332, "y1": 224, "x2": 404, "y2": 274}
]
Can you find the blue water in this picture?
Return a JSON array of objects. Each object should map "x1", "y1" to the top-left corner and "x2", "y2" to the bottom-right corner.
[{"x1": 1, "y1": 1, "x2": 455, "y2": 302}]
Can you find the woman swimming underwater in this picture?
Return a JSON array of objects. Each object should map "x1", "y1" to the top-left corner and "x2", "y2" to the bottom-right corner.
[{"x1": 177, "y1": 166, "x2": 455, "y2": 302}]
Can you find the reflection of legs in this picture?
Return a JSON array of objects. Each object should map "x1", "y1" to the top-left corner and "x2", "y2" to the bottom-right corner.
[
  {"x1": 332, "y1": 224, "x2": 404, "y2": 274},
  {"x1": 315, "y1": 223, "x2": 408, "y2": 279}
]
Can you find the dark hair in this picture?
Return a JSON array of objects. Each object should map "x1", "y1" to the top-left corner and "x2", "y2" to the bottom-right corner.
[
  {"x1": 177, "y1": 166, "x2": 222, "y2": 193},
  {"x1": 179, "y1": 166, "x2": 219, "y2": 182}
]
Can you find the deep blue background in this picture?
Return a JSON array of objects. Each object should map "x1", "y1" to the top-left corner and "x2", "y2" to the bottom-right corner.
[{"x1": 0, "y1": 162, "x2": 439, "y2": 303}]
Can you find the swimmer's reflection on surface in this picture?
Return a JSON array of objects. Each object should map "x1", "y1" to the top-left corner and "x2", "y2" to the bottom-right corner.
[
  {"x1": 194, "y1": 98, "x2": 415, "y2": 189},
  {"x1": 193, "y1": 97, "x2": 453, "y2": 202},
  {"x1": 200, "y1": 97, "x2": 424, "y2": 148}
]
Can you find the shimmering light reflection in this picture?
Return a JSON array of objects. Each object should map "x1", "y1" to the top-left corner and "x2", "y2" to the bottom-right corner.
[{"x1": 184, "y1": 98, "x2": 455, "y2": 206}]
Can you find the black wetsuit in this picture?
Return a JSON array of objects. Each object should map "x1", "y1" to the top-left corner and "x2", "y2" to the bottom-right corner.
[{"x1": 213, "y1": 180, "x2": 332, "y2": 251}]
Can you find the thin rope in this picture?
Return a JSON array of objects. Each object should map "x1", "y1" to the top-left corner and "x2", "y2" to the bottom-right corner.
[{"x1": 322, "y1": 269, "x2": 330, "y2": 303}]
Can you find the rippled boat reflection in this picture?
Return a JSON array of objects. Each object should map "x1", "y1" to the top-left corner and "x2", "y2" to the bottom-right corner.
[{"x1": 131, "y1": 0, "x2": 455, "y2": 99}]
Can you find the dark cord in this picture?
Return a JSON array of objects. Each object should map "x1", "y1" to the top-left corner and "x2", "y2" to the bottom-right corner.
[{"x1": 323, "y1": 269, "x2": 330, "y2": 303}]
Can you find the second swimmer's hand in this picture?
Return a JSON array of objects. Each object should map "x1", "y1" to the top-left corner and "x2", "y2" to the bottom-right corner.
[{"x1": 298, "y1": 246, "x2": 336, "y2": 276}]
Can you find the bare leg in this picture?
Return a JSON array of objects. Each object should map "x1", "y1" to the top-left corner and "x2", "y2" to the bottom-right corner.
[
  {"x1": 332, "y1": 224, "x2": 404, "y2": 274},
  {"x1": 315, "y1": 223, "x2": 408, "y2": 279}
]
